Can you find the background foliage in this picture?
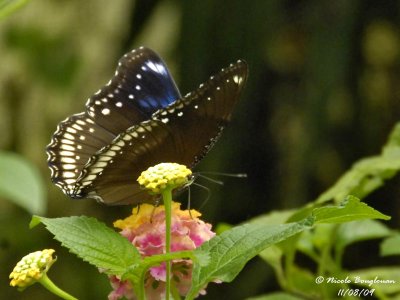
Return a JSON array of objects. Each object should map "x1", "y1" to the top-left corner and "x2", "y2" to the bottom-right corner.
[{"x1": 1, "y1": 1, "x2": 400, "y2": 299}]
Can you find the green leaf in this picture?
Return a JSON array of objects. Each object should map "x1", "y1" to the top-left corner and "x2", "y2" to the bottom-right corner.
[
  {"x1": 246, "y1": 292, "x2": 304, "y2": 300},
  {"x1": 186, "y1": 219, "x2": 313, "y2": 299},
  {"x1": 312, "y1": 223, "x2": 337, "y2": 250},
  {"x1": 294, "y1": 224, "x2": 338, "y2": 266},
  {"x1": 316, "y1": 123, "x2": 400, "y2": 205},
  {"x1": 316, "y1": 156, "x2": 400, "y2": 204},
  {"x1": 258, "y1": 245, "x2": 283, "y2": 271},
  {"x1": 381, "y1": 234, "x2": 400, "y2": 256},
  {"x1": 0, "y1": 151, "x2": 46, "y2": 214},
  {"x1": 313, "y1": 195, "x2": 390, "y2": 223},
  {"x1": 249, "y1": 209, "x2": 296, "y2": 225},
  {"x1": 286, "y1": 265, "x2": 324, "y2": 297},
  {"x1": 0, "y1": 0, "x2": 29, "y2": 20},
  {"x1": 250, "y1": 209, "x2": 300, "y2": 269},
  {"x1": 31, "y1": 216, "x2": 140, "y2": 276},
  {"x1": 382, "y1": 122, "x2": 400, "y2": 158},
  {"x1": 335, "y1": 220, "x2": 392, "y2": 260}
]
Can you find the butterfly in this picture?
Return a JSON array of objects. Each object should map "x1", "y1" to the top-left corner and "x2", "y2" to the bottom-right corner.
[{"x1": 47, "y1": 47, "x2": 248, "y2": 205}]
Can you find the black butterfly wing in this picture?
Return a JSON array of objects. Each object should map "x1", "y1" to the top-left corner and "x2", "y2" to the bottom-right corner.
[
  {"x1": 85, "y1": 47, "x2": 181, "y2": 133},
  {"x1": 75, "y1": 60, "x2": 248, "y2": 205},
  {"x1": 47, "y1": 47, "x2": 181, "y2": 197}
]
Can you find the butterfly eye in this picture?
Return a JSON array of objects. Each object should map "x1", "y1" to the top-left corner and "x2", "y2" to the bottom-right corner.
[{"x1": 47, "y1": 47, "x2": 248, "y2": 205}]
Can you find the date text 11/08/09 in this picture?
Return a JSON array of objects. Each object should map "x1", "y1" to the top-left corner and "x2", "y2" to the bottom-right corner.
[{"x1": 338, "y1": 288, "x2": 375, "y2": 297}]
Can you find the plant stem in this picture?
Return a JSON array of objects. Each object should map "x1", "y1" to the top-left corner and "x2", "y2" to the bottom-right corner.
[
  {"x1": 39, "y1": 274, "x2": 78, "y2": 300},
  {"x1": 162, "y1": 187, "x2": 173, "y2": 300}
]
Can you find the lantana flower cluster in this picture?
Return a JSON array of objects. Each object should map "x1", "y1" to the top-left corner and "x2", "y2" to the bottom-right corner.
[
  {"x1": 108, "y1": 202, "x2": 215, "y2": 300},
  {"x1": 137, "y1": 162, "x2": 192, "y2": 194},
  {"x1": 9, "y1": 249, "x2": 56, "y2": 290}
]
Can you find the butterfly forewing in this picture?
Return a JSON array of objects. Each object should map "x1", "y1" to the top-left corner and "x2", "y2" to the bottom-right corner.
[
  {"x1": 75, "y1": 60, "x2": 248, "y2": 205},
  {"x1": 85, "y1": 47, "x2": 181, "y2": 134},
  {"x1": 47, "y1": 47, "x2": 181, "y2": 197}
]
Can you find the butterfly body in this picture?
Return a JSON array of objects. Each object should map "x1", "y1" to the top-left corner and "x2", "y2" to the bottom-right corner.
[{"x1": 47, "y1": 47, "x2": 247, "y2": 205}]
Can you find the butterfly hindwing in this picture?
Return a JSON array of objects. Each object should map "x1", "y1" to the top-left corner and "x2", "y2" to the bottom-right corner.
[
  {"x1": 47, "y1": 47, "x2": 181, "y2": 197},
  {"x1": 74, "y1": 60, "x2": 248, "y2": 205}
]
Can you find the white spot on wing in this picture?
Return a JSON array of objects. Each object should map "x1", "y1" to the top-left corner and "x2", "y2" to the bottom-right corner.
[
  {"x1": 60, "y1": 144, "x2": 75, "y2": 151},
  {"x1": 92, "y1": 161, "x2": 108, "y2": 168},
  {"x1": 60, "y1": 150, "x2": 75, "y2": 156},
  {"x1": 66, "y1": 127, "x2": 77, "y2": 134},
  {"x1": 116, "y1": 140, "x2": 125, "y2": 147},
  {"x1": 233, "y1": 75, "x2": 242, "y2": 84},
  {"x1": 123, "y1": 134, "x2": 132, "y2": 141},
  {"x1": 61, "y1": 157, "x2": 76, "y2": 163},
  {"x1": 84, "y1": 174, "x2": 97, "y2": 181},
  {"x1": 63, "y1": 164, "x2": 77, "y2": 170},
  {"x1": 76, "y1": 120, "x2": 86, "y2": 125},
  {"x1": 61, "y1": 139, "x2": 74, "y2": 145}
]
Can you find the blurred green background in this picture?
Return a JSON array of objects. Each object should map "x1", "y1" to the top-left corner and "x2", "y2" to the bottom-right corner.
[{"x1": 1, "y1": 0, "x2": 400, "y2": 299}]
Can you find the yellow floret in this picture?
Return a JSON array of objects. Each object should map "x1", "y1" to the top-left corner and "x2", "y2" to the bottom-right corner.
[
  {"x1": 10, "y1": 249, "x2": 56, "y2": 289},
  {"x1": 137, "y1": 163, "x2": 192, "y2": 194}
]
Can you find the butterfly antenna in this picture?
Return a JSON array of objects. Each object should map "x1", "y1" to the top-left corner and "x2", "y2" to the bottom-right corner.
[
  {"x1": 196, "y1": 171, "x2": 247, "y2": 186},
  {"x1": 186, "y1": 184, "x2": 201, "y2": 219},
  {"x1": 191, "y1": 182, "x2": 212, "y2": 211},
  {"x1": 196, "y1": 173, "x2": 224, "y2": 185},
  {"x1": 198, "y1": 171, "x2": 247, "y2": 178}
]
